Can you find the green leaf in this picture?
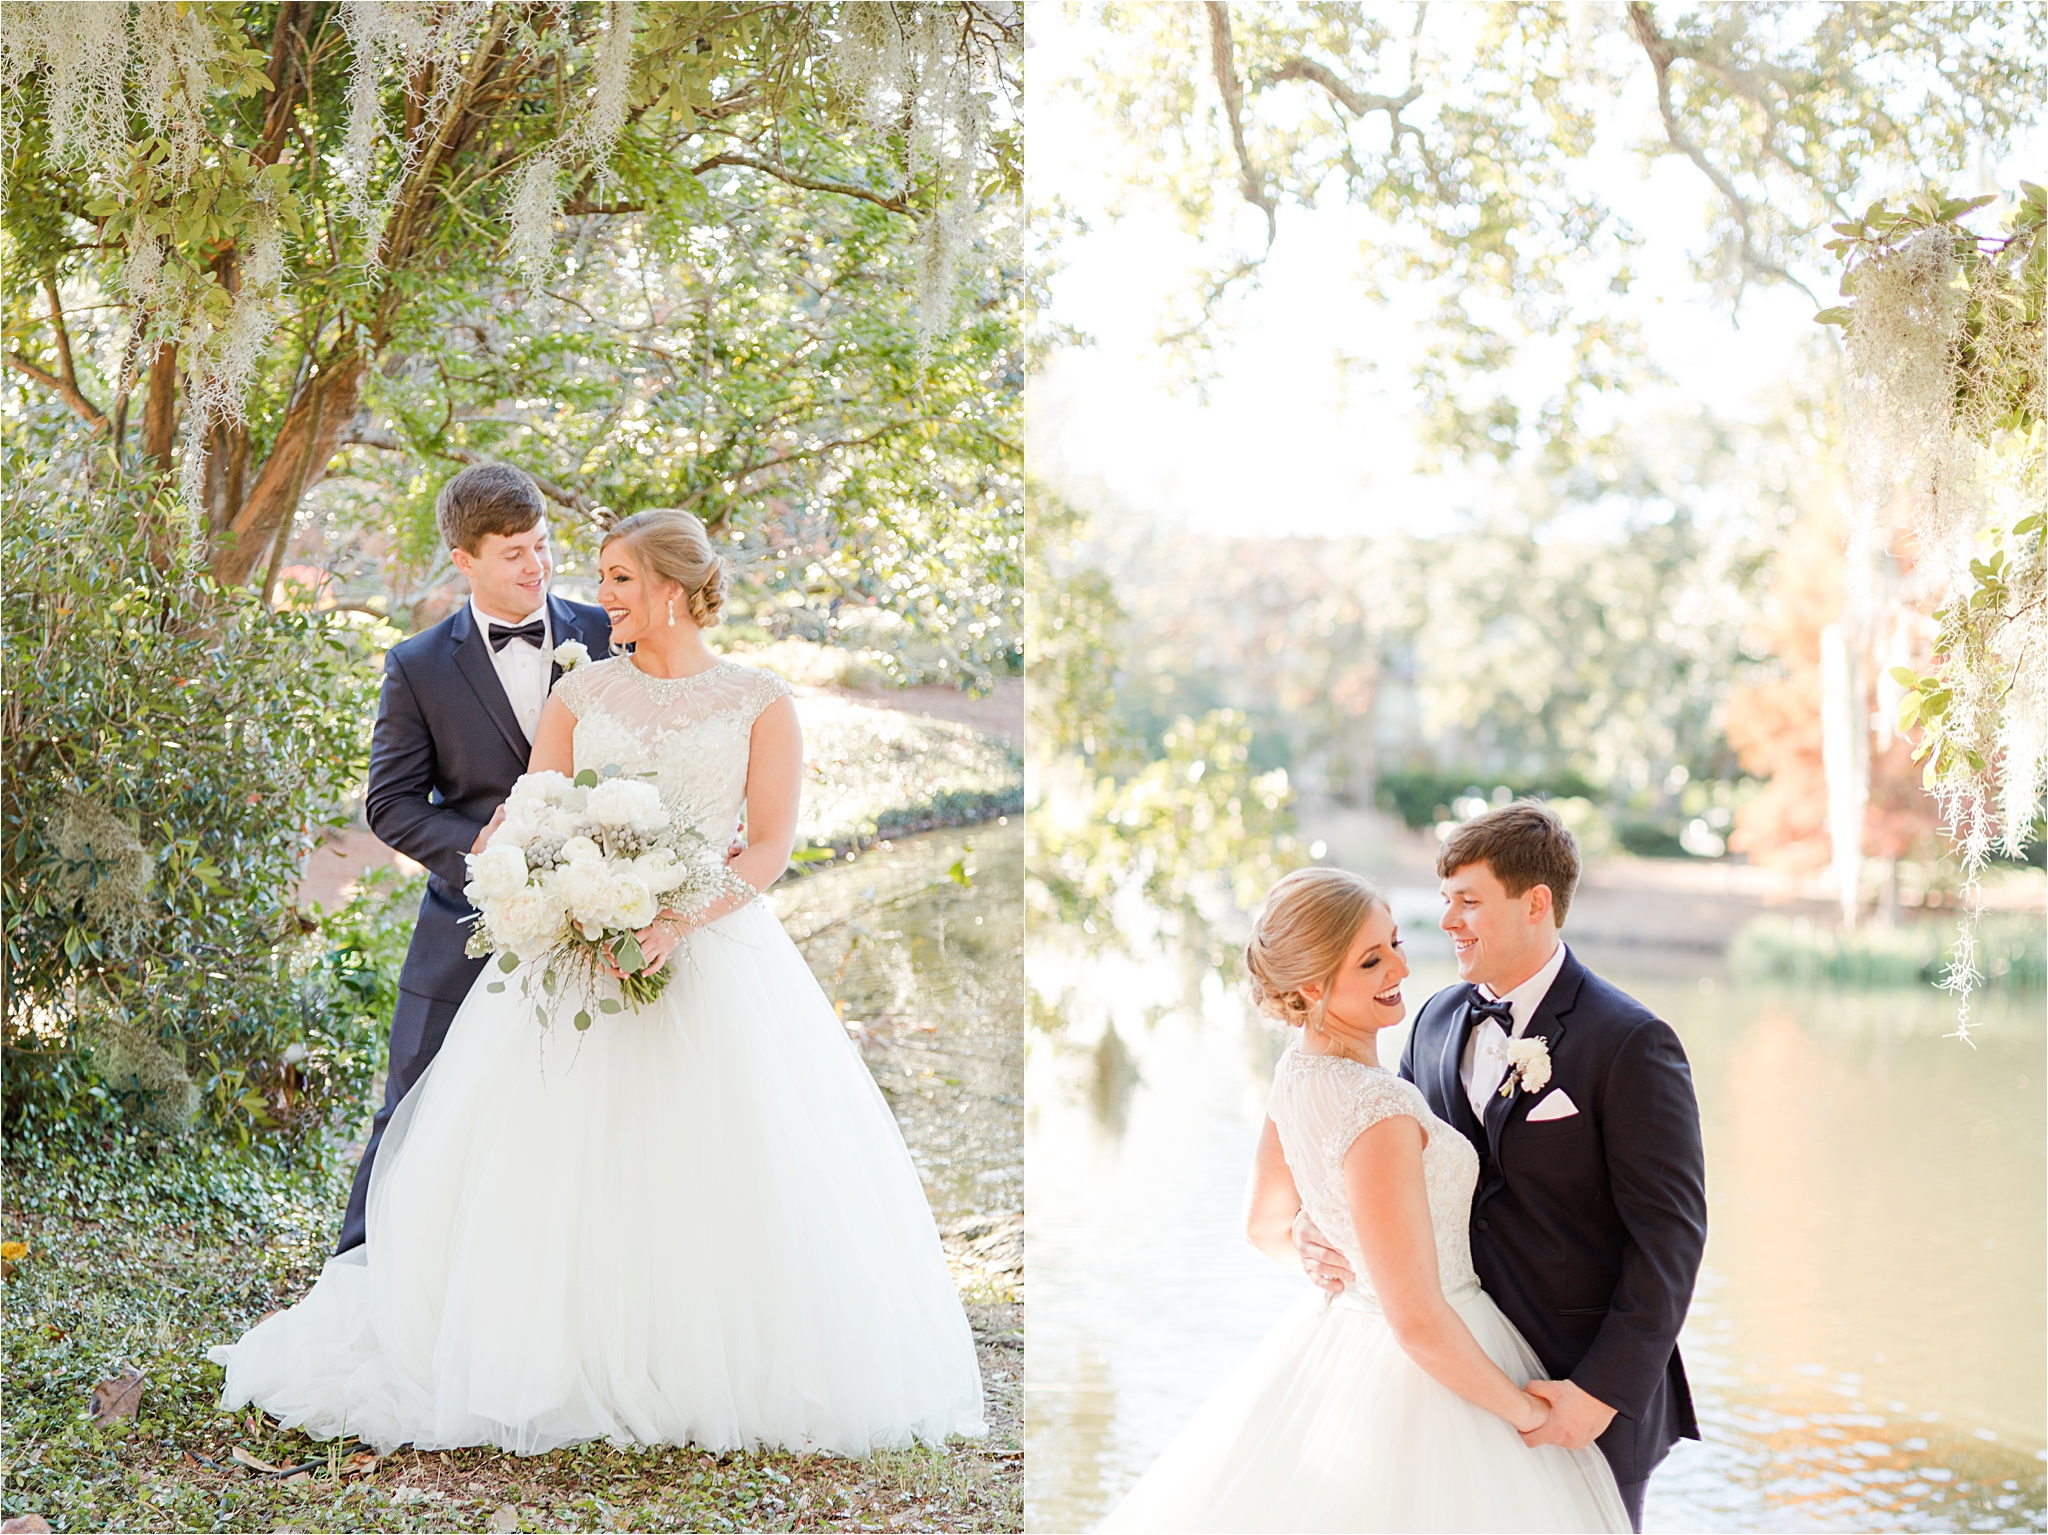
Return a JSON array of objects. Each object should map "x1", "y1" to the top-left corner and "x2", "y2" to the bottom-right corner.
[
  {"x1": 497, "y1": 952, "x2": 519, "y2": 973},
  {"x1": 573, "y1": 1009, "x2": 593, "y2": 1032},
  {"x1": 1896, "y1": 694, "x2": 1921, "y2": 732},
  {"x1": 613, "y1": 933, "x2": 647, "y2": 973},
  {"x1": 486, "y1": 980, "x2": 506, "y2": 993},
  {"x1": 598, "y1": 998, "x2": 621, "y2": 1014},
  {"x1": 574, "y1": 769, "x2": 599, "y2": 788},
  {"x1": 1813, "y1": 307, "x2": 1851, "y2": 327},
  {"x1": 1887, "y1": 666, "x2": 1923, "y2": 689}
]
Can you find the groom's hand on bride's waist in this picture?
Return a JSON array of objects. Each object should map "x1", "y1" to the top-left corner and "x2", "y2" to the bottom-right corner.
[
  {"x1": 1519, "y1": 1378, "x2": 1617, "y2": 1449},
  {"x1": 1290, "y1": 1209, "x2": 1353, "y2": 1295}
]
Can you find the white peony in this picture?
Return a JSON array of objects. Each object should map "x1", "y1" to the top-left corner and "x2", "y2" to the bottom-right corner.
[
  {"x1": 466, "y1": 843, "x2": 528, "y2": 902},
  {"x1": 558, "y1": 858, "x2": 619, "y2": 928},
  {"x1": 491, "y1": 885, "x2": 564, "y2": 959},
  {"x1": 633, "y1": 847, "x2": 689, "y2": 894},
  {"x1": 543, "y1": 807, "x2": 583, "y2": 840},
  {"x1": 611, "y1": 873, "x2": 657, "y2": 928},
  {"x1": 558, "y1": 835, "x2": 603, "y2": 864},
  {"x1": 509, "y1": 769, "x2": 572, "y2": 808},
  {"x1": 586, "y1": 778, "x2": 667, "y2": 832}
]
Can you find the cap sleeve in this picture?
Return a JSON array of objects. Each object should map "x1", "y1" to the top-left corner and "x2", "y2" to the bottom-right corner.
[
  {"x1": 549, "y1": 656, "x2": 606, "y2": 719},
  {"x1": 743, "y1": 666, "x2": 793, "y2": 724},
  {"x1": 1326, "y1": 1072, "x2": 1429, "y2": 1173}
]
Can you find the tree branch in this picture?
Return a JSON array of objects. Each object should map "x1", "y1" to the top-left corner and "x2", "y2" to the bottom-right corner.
[
  {"x1": 1204, "y1": 2, "x2": 1277, "y2": 249},
  {"x1": 690, "y1": 152, "x2": 911, "y2": 216},
  {"x1": 5, "y1": 353, "x2": 106, "y2": 431},
  {"x1": 342, "y1": 425, "x2": 599, "y2": 520},
  {"x1": 1266, "y1": 56, "x2": 1422, "y2": 122}
]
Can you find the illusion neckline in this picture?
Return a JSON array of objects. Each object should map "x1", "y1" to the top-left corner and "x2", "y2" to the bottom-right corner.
[
  {"x1": 1288, "y1": 1047, "x2": 1389, "y2": 1075},
  {"x1": 620, "y1": 655, "x2": 739, "y2": 692}
]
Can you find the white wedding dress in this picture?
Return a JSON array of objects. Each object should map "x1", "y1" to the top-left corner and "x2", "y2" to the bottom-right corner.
[
  {"x1": 209, "y1": 657, "x2": 986, "y2": 1456},
  {"x1": 1100, "y1": 1049, "x2": 1628, "y2": 1533}
]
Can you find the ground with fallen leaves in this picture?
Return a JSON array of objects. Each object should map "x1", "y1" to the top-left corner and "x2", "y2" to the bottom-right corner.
[{"x1": 1, "y1": 1137, "x2": 1021, "y2": 1533}]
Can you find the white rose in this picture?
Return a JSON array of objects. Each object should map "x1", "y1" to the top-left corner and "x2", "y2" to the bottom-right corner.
[
  {"x1": 466, "y1": 843, "x2": 528, "y2": 903},
  {"x1": 558, "y1": 858, "x2": 619, "y2": 928},
  {"x1": 552, "y1": 639, "x2": 591, "y2": 671},
  {"x1": 585, "y1": 778, "x2": 667, "y2": 832},
  {"x1": 558, "y1": 835, "x2": 603, "y2": 864},
  {"x1": 611, "y1": 874, "x2": 657, "y2": 929}
]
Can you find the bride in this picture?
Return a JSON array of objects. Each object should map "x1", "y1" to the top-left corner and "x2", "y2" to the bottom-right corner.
[
  {"x1": 1100, "y1": 868, "x2": 1627, "y2": 1532},
  {"x1": 209, "y1": 509, "x2": 986, "y2": 1456}
]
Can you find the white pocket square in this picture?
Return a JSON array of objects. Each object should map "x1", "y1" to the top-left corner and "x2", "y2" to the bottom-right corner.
[{"x1": 1525, "y1": 1089, "x2": 1579, "y2": 1122}]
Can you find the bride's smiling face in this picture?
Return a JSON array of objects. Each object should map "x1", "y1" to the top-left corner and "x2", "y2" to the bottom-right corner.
[
  {"x1": 1301, "y1": 902, "x2": 1409, "y2": 1034},
  {"x1": 596, "y1": 540, "x2": 684, "y2": 644}
]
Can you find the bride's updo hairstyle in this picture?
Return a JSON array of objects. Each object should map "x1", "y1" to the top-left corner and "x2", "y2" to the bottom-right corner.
[
  {"x1": 1244, "y1": 866, "x2": 1385, "y2": 1029},
  {"x1": 600, "y1": 509, "x2": 731, "y2": 627}
]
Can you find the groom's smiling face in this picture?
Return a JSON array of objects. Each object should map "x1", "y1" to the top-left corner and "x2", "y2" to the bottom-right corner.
[{"x1": 1439, "y1": 860, "x2": 1558, "y2": 993}]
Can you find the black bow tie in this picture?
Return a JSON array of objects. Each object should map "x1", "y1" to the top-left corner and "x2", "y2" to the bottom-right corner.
[
  {"x1": 488, "y1": 619, "x2": 546, "y2": 653},
  {"x1": 1466, "y1": 995, "x2": 1515, "y2": 1031}
]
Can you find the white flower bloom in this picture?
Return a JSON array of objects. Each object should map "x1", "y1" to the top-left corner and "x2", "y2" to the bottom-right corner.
[
  {"x1": 558, "y1": 858, "x2": 619, "y2": 928},
  {"x1": 543, "y1": 807, "x2": 583, "y2": 839},
  {"x1": 558, "y1": 835, "x2": 604, "y2": 865},
  {"x1": 509, "y1": 770, "x2": 572, "y2": 808},
  {"x1": 611, "y1": 873, "x2": 656, "y2": 928},
  {"x1": 586, "y1": 778, "x2": 667, "y2": 832},
  {"x1": 1500, "y1": 1036, "x2": 1553, "y2": 1098},
  {"x1": 281, "y1": 1042, "x2": 308, "y2": 1065},
  {"x1": 552, "y1": 639, "x2": 591, "y2": 671},
  {"x1": 492, "y1": 886, "x2": 564, "y2": 960},
  {"x1": 633, "y1": 847, "x2": 689, "y2": 894},
  {"x1": 466, "y1": 843, "x2": 528, "y2": 902}
]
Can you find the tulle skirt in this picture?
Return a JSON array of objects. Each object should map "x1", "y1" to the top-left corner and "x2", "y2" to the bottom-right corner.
[
  {"x1": 207, "y1": 900, "x2": 987, "y2": 1456},
  {"x1": 1099, "y1": 1283, "x2": 1629, "y2": 1533}
]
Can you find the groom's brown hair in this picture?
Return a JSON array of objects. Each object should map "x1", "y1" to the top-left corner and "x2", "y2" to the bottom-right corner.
[
  {"x1": 1437, "y1": 800, "x2": 1580, "y2": 926},
  {"x1": 436, "y1": 461, "x2": 546, "y2": 553}
]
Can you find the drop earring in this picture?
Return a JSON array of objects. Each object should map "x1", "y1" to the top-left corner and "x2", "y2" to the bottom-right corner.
[{"x1": 666, "y1": 596, "x2": 676, "y2": 627}]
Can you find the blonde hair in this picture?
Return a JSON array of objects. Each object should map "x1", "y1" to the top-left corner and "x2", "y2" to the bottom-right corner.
[
  {"x1": 600, "y1": 509, "x2": 731, "y2": 627},
  {"x1": 1244, "y1": 866, "x2": 1385, "y2": 1028}
]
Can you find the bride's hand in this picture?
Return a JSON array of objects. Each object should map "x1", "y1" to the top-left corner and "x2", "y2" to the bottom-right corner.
[{"x1": 631, "y1": 911, "x2": 692, "y2": 975}]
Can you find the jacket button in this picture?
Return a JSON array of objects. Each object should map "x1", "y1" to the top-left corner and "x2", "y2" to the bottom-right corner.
[{"x1": 1475, "y1": 1218, "x2": 1490, "y2": 1232}]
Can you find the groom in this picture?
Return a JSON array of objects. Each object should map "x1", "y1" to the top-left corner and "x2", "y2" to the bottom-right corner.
[
  {"x1": 1295, "y1": 801, "x2": 1707, "y2": 1532},
  {"x1": 334, "y1": 461, "x2": 613, "y2": 1254}
]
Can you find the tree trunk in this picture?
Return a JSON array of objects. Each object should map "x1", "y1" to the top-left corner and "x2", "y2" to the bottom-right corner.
[
  {"x1": 208, "y1": 353, "x2": 364, "y2": 587},
  {"x1": 141, "y1": 343, "x2": 177, "y2": 472}
]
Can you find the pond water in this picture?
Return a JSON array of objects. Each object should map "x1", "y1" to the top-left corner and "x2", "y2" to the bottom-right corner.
[
  {"x1": 774, "y1": 820, "x2": 1024, "y2": 1235},
  {"x1": 1025, "y1": 929, "x2": 2046, "y2": 1533}
]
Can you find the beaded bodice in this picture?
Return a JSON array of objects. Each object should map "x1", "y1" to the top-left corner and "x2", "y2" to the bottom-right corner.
[
  {"x1": 1267, "y1": 1049, "x2": 1480, "y2": 1305},
  {"x1": 552, "y1": 657, "x2": 791, "y2": 834}
]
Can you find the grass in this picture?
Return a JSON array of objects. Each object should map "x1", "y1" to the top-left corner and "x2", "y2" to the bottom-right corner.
[{"x1": 1, "y1": 1133, "x2": 1020, "y2": 1532}]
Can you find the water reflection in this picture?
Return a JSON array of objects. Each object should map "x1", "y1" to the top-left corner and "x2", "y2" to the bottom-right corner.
[
  {"x1": 775, "y1": 821, "x2": 1024, "y2": 1235},
  {"x1": 1025, "y1": 939, "x2": 2046, "y2": 1533}
]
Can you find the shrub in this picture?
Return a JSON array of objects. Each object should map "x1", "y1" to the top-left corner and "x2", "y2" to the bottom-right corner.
[{"x1": 1, "y1": 448, "x2": 381, "y2": 1147}]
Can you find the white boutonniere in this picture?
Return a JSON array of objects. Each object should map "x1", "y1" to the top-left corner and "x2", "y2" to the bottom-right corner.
[
  {"x1": 1499, "y1": 1036, "x2": 1552, "y2": 1098},
  {"x1": 552, "y1": 640, "x2": 591, "y2": 672}
]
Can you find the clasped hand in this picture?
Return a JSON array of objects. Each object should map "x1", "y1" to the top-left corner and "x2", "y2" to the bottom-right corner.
[{"x1": 599, "y1": 912, "x2": 690, "y2": 979}]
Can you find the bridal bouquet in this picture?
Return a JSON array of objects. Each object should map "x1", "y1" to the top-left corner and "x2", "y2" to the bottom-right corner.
[{"x1": 462, "y1": 767, "x2": 746, "y2": 1023}]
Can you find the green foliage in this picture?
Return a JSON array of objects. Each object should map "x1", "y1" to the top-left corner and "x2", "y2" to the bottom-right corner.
[
  {"x1": 1730, "y1": 912, "x2": 2045, "y2": 991},
  {"x1": 0, "y1": 424, "x2": 381, "y2": 1144},
  {"x1": 1027, "y1": 486, "x2": 1306, "y2": 953}
]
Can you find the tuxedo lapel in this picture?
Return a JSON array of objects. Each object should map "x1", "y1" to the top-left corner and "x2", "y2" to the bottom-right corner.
[
  {"x1": 545, "y1": 592, "x2": 611, "y2": 690},
  {"x1": 1485, "y1": 953, "x2": 1583, "y2": 1166},
  {"x1": 1440, "y1": 987, "x2": 1489, "y2": 1160},
  {"x1": 449, "y1": 604, "x2": 531, "y2": 759}
]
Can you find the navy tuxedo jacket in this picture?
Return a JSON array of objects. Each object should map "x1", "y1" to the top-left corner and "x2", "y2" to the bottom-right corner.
[
  {"x1": 365, "y1": 592, "x2": 613, "y2": 1003},
  {"x1": 1397, "y1": 948, "x2": 1708, "y2": 1484}
]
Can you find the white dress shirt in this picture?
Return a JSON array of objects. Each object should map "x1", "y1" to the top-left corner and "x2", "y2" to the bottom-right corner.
[
  {"x1": 471, "y1": 596, "x2": 552, "y2": 745},
  {"x1": 1459, "y1": 938, "x2": 1570, "y2": 1123}
]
